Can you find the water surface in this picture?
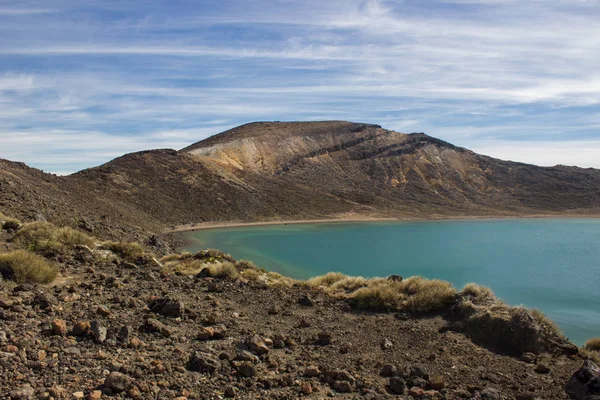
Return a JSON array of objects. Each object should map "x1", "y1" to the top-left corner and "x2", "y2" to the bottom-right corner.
[{"x1": 182, "y1": 219, "x2": 600, "y2": 345}]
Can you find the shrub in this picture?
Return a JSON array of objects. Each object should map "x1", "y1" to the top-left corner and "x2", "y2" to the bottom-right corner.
[
  {"x1": 402, "y1": 279, "x2": 456, "y2": 312},
  {"x1": 351, "y1": 279, "x2": 406, "y2": 311},
  {"x1": 307, "y1": 272, "x2": 347, "y2": 288},
  {"x1": 530, "y1": 308, "x2": 563, "y2": 339},
  {"x1": 241, "y1": 268, "x2": 263, "y2": 281},
  {"x1": 12, "y1": 222, "x2": 94, "y2": 256},
  {"x1": 205, "y1": 261, "x2": 239, "y2": 279},
  {"x1": 328, "y1": 276, "x2": 368, "y2": 294},
  {"x1": 0, "y1": 250, "x2": 58, "y2": 283},
  {"x1": 160, "y1": 254, "x2": 182, "y2": 263},
  {"x1": 101, "y1": 241, "x2": 145, "y2": 260},
  {"x1": 585, "y1": 338, "x2": 600, "y2": 352},
  {"x1": 235, "y1": 260, "x2": 257, "y2": 270},
  {"x1": 54, "y1": 227, "x2": 94, "y2": 248},
  {"x1": 0, "y1": 212, "x2": 21, "y2": 231},
  {"x1": 460, "y1": 283, "x2": 496, "y2": 303},
  {"x1": 266, "y1": 271, "x2": 298, "y2": 288}
]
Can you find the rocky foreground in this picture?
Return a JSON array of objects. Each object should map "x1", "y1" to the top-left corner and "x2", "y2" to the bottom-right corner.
[{"x1": 0, "y1": 220, "x2": 599, "y2": 399}]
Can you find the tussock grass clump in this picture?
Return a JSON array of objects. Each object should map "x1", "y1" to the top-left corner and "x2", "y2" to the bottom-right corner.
[
  {"x1": 0, "y1": 212, "x2": 21, "y2": 230},
  {"x1": 351, "y1": 278, "x2": 406, "y2": 311},
  {"x1": 460, "y1": 283, "x2": 496, "y2": 303},
  {"x1": 193, "y1": 249, "x2": 235, "y2": 264},
  {"x1": 12, "y1": 222, "x2": 94, "y2": 256},
  {"x1": 204, "y1": 261, "x2": 239, "y2": 279},
  {"x1": 0, "y1": 250, "x2": 58, "y2": 283},
  {"x1": 401, "y1": 277, "x2": 457, "y2": 312},
  {"x1": 241, "y1": 268, "x2": 263, "y2": 281},
  {"x1": 266, "y1": 271, "x2": 298, "y2": 288},
  {"x1": 585, "y1": 338, "x2": 600, "y2": 352},
  {"x1": 529, "y1": 308, "x2": 563, "y2": 339},
  {"x1": 328, "y1": 276, "x2": 368, "y2": 294},
  {"x1": 307, "y1": 272, "x2": 346, "y2": 288},
  {"x1": 101, "y1": 241, "x2": 145, "y2": 261}
]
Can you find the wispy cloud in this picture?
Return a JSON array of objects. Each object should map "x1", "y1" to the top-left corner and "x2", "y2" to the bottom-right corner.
[{"x1": 0, "y1": 0, "x2": 599, "y2": 173}]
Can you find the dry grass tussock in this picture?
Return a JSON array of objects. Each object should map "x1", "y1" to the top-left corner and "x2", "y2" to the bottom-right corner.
[
  {"x1": 100, "y1": 241, "x2": 145, "y2": 261},
  {"x1": 12, "y1": 222, "x2": 94, "y2": 256},
  {"x1": 585, "y1": 338, "x2": 600, "y2": 352},
  {"x1": 160, "y1": 251, "x2": 296, "y2": 286},
  {"x1": 0, "y1": 212, "x2": 21, "y2": 230},
  {"x1": 305, "y1": 272, "x2": 460, "y2": 312},
  {"x1": 460, "y1": 283, "x2": 496, "y2": 303},
  {"x1": 0, "y1": 249, "x2": 58, "y2": 283}
]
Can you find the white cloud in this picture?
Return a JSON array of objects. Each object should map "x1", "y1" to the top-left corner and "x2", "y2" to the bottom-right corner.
[{"x1": 0, "y1": 0, "x2": 599, "y2": 172}]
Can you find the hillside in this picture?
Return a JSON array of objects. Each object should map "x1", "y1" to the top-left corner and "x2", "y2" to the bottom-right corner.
[{"x1": 1, "y1": 121, "x2": 600, "y2": 245}]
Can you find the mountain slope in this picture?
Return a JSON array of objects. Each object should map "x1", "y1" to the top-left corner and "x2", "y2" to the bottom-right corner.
[{"x1": 1, "y1": 121, "x2": 600, "y2": 242}]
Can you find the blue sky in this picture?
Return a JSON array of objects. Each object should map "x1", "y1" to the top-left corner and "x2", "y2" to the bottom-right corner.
[{"x1": 1, "y1": 0, "x2": 600, "y2": 174}]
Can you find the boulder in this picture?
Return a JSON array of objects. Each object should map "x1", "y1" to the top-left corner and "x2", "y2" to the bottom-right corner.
[
  {"x1": 103, "y1": 372, "x2": 134, "y2": 393},
  {"x1": 565, "y1": 360, "x2": 600, "y2": 400},
  {"x1": 187, "y1": 351, "x2": 221, "y2": 373},
  {"x1": 149, "y1": 297, "x2": 184, "y2": 318}
]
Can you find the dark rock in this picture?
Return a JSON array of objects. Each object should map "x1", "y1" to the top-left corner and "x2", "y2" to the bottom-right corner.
[
  {"x1": 236, "y1": 350, "x2": 260, "y2": 363},
  {"x1": 90, "y1": 320, "x2": 107, "y2": 343},
  {"x1": 207, "y1": 282, "x2": 223, "y2": 293},
  {"x1": 118, "y1": 325, "x2": 133, "y2": 342},
  {"x1": 381, "y1": 364, "x2": 398, "y2": 377},
  {"x1": 480, "y1": 387, "x2": 501, "y2": 400},
  {"x1": 187, "y1": 351, "x2": 221, "y2": 373},
  {"x1": 236, "y1": 361, "x2": 256, "y2": 377},
  {"x1": 104, "y1": 372, "x2": 134, "y2": 392},
  {"x1": 244, "y1": 334, "x2": 269, "y2": 355},
  {"x1": 224, "y1": 386, "x2": 237, "y2": 398},
  {"x1": 387, "y1": 275, "x2": 403, "y2": 282},
  {"x1": 403, "y1": 364, "x2": 429, "y2": 380},
  {"x1": 34, "y1": 293, "x2": 57, "y2": 310},
  {"x1": 149, "y1": 297, "x2": 184, "y2": 318},
  {"x1": 332, "y1": 381, "x2": 353, "y2": 393},
  {"x1": 317, "y1": 331, "x2": 332, "y2": 345},
  {"x1": 388, "y1": 377, "x2": 406, "y2": 394},
  {"x1": 144, "y1": 318, "x2": 173, "y2": 337},
  {"x1": 565, "y1": 360, "x2": 600, "y2": 400},
  {"x1": 298, "y1": 295, "x2": 315, "y2": 307},
  {"x1": 408, "y1": 376, "x2": 428, "y2": 389}
]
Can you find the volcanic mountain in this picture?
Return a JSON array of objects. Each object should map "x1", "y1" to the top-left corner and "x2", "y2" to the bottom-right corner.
[{"x1": 1, "y1": 121, "x2": 600, "y2": 241}]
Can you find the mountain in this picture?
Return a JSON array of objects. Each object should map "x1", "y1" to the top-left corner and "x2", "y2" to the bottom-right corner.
[{"x1": 1, "y1": 121, "x2": 600, "y2": 241}]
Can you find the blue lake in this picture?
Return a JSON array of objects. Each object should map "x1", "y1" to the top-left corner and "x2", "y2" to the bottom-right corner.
[{"x1": 182, "y1": 219, "x2": 600, "y2": 345}]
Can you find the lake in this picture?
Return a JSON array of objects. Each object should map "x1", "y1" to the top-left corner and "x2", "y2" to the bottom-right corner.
[{"x1": 181, "y1": 218, "x2": 600, "y2": 345}]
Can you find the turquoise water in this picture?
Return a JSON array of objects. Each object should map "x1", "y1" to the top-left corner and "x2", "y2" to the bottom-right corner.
[{"x1": 182, "y1": 219, "x2": 600, "y2": 345}]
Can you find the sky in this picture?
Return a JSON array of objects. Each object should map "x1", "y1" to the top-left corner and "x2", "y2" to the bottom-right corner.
[{"x1": 1, "y1": 0, "x2": 600, "y2": 174}]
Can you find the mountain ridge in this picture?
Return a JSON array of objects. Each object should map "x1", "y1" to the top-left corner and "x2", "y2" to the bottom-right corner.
[{"x1": 1, "y1": 121, "x2": 600, "y2": 245}]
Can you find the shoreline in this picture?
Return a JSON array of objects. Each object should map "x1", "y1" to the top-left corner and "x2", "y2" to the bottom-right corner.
[{"x1": 165, "y1": 213, "x2": 600, "y2": 234}]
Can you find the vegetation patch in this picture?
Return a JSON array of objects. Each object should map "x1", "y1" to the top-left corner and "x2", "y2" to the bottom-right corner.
[
  {"x1": 11, "y1": 222, "x2": 94, "y2": 256},
  {"x1": 0, "y1": 249, "x2": 58, "y2": 283},
  {"x1": 100, "y1": 241, "x2": 145, "y2": 261},
  {"x1": 585, "y1": 338, "x2": 600, "y2": 352},
  {"x1": 460, "y1": 283, "x2": 496, "y2": 304},
  {"x1": 0, "y1": 212, "x2": 21, "y2": 231}
]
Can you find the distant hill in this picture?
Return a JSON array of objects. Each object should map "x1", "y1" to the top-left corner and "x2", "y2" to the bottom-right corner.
[{"x1": 1, "y1": 121, "x2": 600, "y2": 241}]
